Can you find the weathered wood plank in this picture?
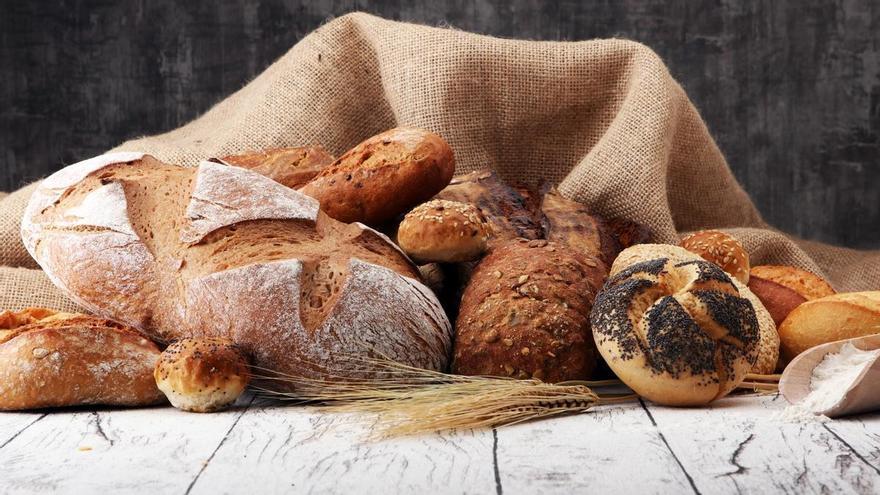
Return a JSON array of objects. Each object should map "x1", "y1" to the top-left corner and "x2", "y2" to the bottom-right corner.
[
  {"x1": 494, "y1": 403, "x2": 694, "y2": 494},
  {"x1": 824, "y1": 414, "x2": 880, "y2": 474},
  {"x1": 645, "y1": 393, "x2": 880, "y2": 494},
  {"x1": 190, "y1": 405, "x2": 496, "y2": 495},
  {"x1": 0, "y1": 412, "x2": 45, "y2": 449},
  {"x1": 0, "y1": 406, "x2": 249, "y2": 494}
]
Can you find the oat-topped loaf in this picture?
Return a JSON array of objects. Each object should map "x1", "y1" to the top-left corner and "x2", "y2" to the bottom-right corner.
[
  {"x1": 22, "y1": 152, "x2": 452, "y2": 388},
  {"x1": 592, "y1": 256, "x2": 761, "y2": 406}
]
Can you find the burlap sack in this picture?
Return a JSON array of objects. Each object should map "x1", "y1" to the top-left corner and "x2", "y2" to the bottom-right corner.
[{"x1": 1, "y1": 12, "x2": 877, "y2": 311}]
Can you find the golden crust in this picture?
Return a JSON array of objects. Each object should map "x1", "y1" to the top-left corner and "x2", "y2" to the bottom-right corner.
[
  {"x1": 155, "y1": 337, "x2": 251, "y2": 413},
  {"x1": 778, "y1": 291, "x2": 880, "y2": 363},
  {"x1": 0, "y1": 312, "x2": 164, "y2": 410},
  {"x1": 750, "y1": 265, "x2": 835, "y2": 301},
  {"x1": 680, "y1": 230, "x2": 750, "y2": 284},
  {"x1": 397, "y1": 200, "x2": 489, "y2": 264},
  {"x1": 219, "y1": 146, "x2": 334, "y2": 189},
  {"x1": 453, "y1": 239, "x2": 607, "y2": 382},
  {"x1": 299, "y1": 127, "x2": 455, "y2": 225}
]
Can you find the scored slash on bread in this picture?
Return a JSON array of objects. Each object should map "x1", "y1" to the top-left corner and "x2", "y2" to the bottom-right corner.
[{"x1": 21, "y1": 152, "x2": 452, "y2": 389}]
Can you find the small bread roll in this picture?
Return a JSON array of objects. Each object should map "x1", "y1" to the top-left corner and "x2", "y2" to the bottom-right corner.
[
  {"x1": 610, "y1": 244, "x2": 779, "y2": 375},
  {"x1": 748, "y1": 265, "x2": 836, "y2": 327},
  {"x1": 778, "y1": 291, "x2": 880, "y2": 363},
  {"x1": 680, "y1": 230, "x2": 750, "y2": 284},
  {"x1": 155, "y1": 338, "x2": 251, "y2": 413},
  {"x1": 397, "y1": 200, "x2": 490, "y2": 264}
]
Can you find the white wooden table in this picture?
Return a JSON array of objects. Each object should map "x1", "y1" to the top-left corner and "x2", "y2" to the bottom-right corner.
[{"x1": 1, "y1": 393, "x2": 878, "y2": 494}]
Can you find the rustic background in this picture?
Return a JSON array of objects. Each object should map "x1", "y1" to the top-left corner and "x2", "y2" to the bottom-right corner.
[{"x1": 1, "y1": 1, "x2": 878, "y2": 248}]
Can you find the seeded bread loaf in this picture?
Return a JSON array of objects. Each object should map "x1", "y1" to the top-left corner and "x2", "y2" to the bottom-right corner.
[
  {"x1": 0, "y1": 308, "x2": 164, "y2": 410},
  {"x1": 453, "y1": 239, "x2": 607, "y2": 382},
  {"x1": 610, "y1": 244, "x2": 779, "y2": 375},
  {"x1": 593, "y1": 257, "x2": 761, "y2": 406},
  {"x1": 216, "y1": 146, "x2": 334, "y2": 189},
  {"x1": 299, "y1": 127, "x2": 455, "y2": 225},
  {"x1": 680, "y1": 230, "x2": 750, "y2": 284},
  {"x1": 22, "y1": 152, "x2": 452, "y2": 390}
]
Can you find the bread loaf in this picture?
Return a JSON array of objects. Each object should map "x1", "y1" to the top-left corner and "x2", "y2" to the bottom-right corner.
[
  {"x1": 680, "y1": 230, "x2": 750, "y2": 284},
  {"x1": 453, "y1": 239, "x2": 606, "y2": 382},
  {"x1": 155, "y1": 338, "x2": 251, "y2": 413},
  {"x1": 592, "y1": 257, "x2": 761, "y2": 405},
  {"x1": 539, "y1": 189, "x2": 620, "y2": 266},
  {"x1": 216, "y1": 146, "x2": 334, "y2": 189},
  {"x1": 609, "y1": 244, "x2": 779, "y2": 375},
  {"x1": 299, "y1": 127, "x2": 455, "y2": 225},
  {"x1": 748, "y1": 265, "x2": 836, "y2": 326},
  {"x1": 22, "y1": 152, "x2": 452, "y2": 390},
  {"x1": 397, "y1": 200, "x2": 490, "y2": 264},
  {"x1": 0, "y1": 308, "x2": 164, "y2": 410},
  {"x1": 778, "y1": 291, "x2": 880, "y2": 363}
]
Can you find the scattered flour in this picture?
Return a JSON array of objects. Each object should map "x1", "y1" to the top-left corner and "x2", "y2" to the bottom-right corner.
[{"x1": 776, "y1": 343, "x2": 880, "y2": 423}]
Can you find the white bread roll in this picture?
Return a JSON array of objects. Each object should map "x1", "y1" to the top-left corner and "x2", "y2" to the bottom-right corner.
[
  {"x1": 21, "y1": 153, "x2": 452, "y2": 390},
  {"x1": 778, "y1": 291, "x2": 880, "y2": 363},
  {"x1": 611, "y1": 244, "x2": 779, "y2": 374},
  {"x1": 594, "y1": 251, "x2": 762, "y2": 405}
]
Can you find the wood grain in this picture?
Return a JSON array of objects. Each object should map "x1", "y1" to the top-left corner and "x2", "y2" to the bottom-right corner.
[
  {"x1": 0, "y1": 395, "x2": 879, "y2": 493},
  {"x1": 0, "y1": 0, "x2": 878, "y2": 248}
]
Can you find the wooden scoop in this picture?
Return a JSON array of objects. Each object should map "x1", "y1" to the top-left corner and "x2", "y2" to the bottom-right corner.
[{"x1": 779, "y1": 334, "x2": 880, "y2": 418}]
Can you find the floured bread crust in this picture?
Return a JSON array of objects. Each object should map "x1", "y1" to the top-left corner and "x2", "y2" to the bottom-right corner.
[
  {"x1": 0, "y1": 309, "x2": 164, "y2": 410},
  {"x1": 22, "y1": 153, "x2": 452, "y2": 389}
]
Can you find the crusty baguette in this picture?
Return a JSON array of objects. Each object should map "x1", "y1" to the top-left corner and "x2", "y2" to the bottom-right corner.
[
  {"x1": 22, "y1": 152, "x2": 452, "y2": 390},
  {"x1": 0, "y1": 309, "x2": 164, "y2": 410},
  {"x1": 216, "y1": 146, "x2": 334, "y2": 189},
  {"x1": 299, "y1": 127, "x2": 455, "y2": 225},
  {"x1": 778, "y1": 291, "x2": 880, "y2": 363}
]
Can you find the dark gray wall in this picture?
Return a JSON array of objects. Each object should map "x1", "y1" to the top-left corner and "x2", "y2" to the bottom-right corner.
[{"x1": 1, "y1": 0, "x2": 878, "y2": 248}]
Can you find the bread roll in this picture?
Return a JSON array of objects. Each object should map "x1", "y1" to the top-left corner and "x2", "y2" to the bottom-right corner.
[
  {"x1": 299, "y1": 127, "x2": 455, "y2": 225},
  {"x1": 680, "y1": 230, "x2": 750, "y2": 284},
  {"x1": 0, "y1": 309, "x2": 164, "y2": 410},
  {"x1": 453, "y1": 239, "x2": 606, "y2": 382},
  {"x1": 155, "y1": 338, "x2": 250, "y2": 413},
  {"x1": 778, "y1": 291, "x2": 880, "y2": 363},
  {"x1": 22, "y1": 152, "x2": 452, "y2": 391},
  {"x1": 434, "y1": 170, "x2": 543, "y2": 248},
  {"x1": 216, "y1": 146, "x2": 334, "y2": 189},
  {"x1": 592, "y1": 257, "x2": 761, "y2": 406},
  {"x1": 610, "y1": 244, "x2": 779, "y2": 374},
  {"x1": 748, "y1": 265, "x2": 836, "y2": 326},
  {"x1": 397, "y1": 200, "x2": 490, "y2": 264}
]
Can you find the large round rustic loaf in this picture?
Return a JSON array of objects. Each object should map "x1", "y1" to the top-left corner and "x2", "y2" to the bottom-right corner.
[
  {"x1": 22, "y1": 152, "x2": 452, "y2": 389},
  {"x1": 453, "y1": 239, "x2": 607, "y2": 382},
  {"x1": 593, "y1": 256, "x2": 761, "y2": 406},
  {"x1": 0, "y1": 308, "x2": 164, "y2": 410},
  {"x1": 610, "y1": 244, "x2": 779, "y2": 375}
]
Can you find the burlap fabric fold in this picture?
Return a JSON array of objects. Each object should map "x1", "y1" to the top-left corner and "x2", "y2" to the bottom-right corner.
[{"x1": 1, "y1": 12, "x2": 877, "y2": 311}]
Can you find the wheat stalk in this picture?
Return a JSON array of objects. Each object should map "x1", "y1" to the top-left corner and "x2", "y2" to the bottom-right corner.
[{"x1": 249, "y1": 356, "x2": 633, "y2": 437}]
